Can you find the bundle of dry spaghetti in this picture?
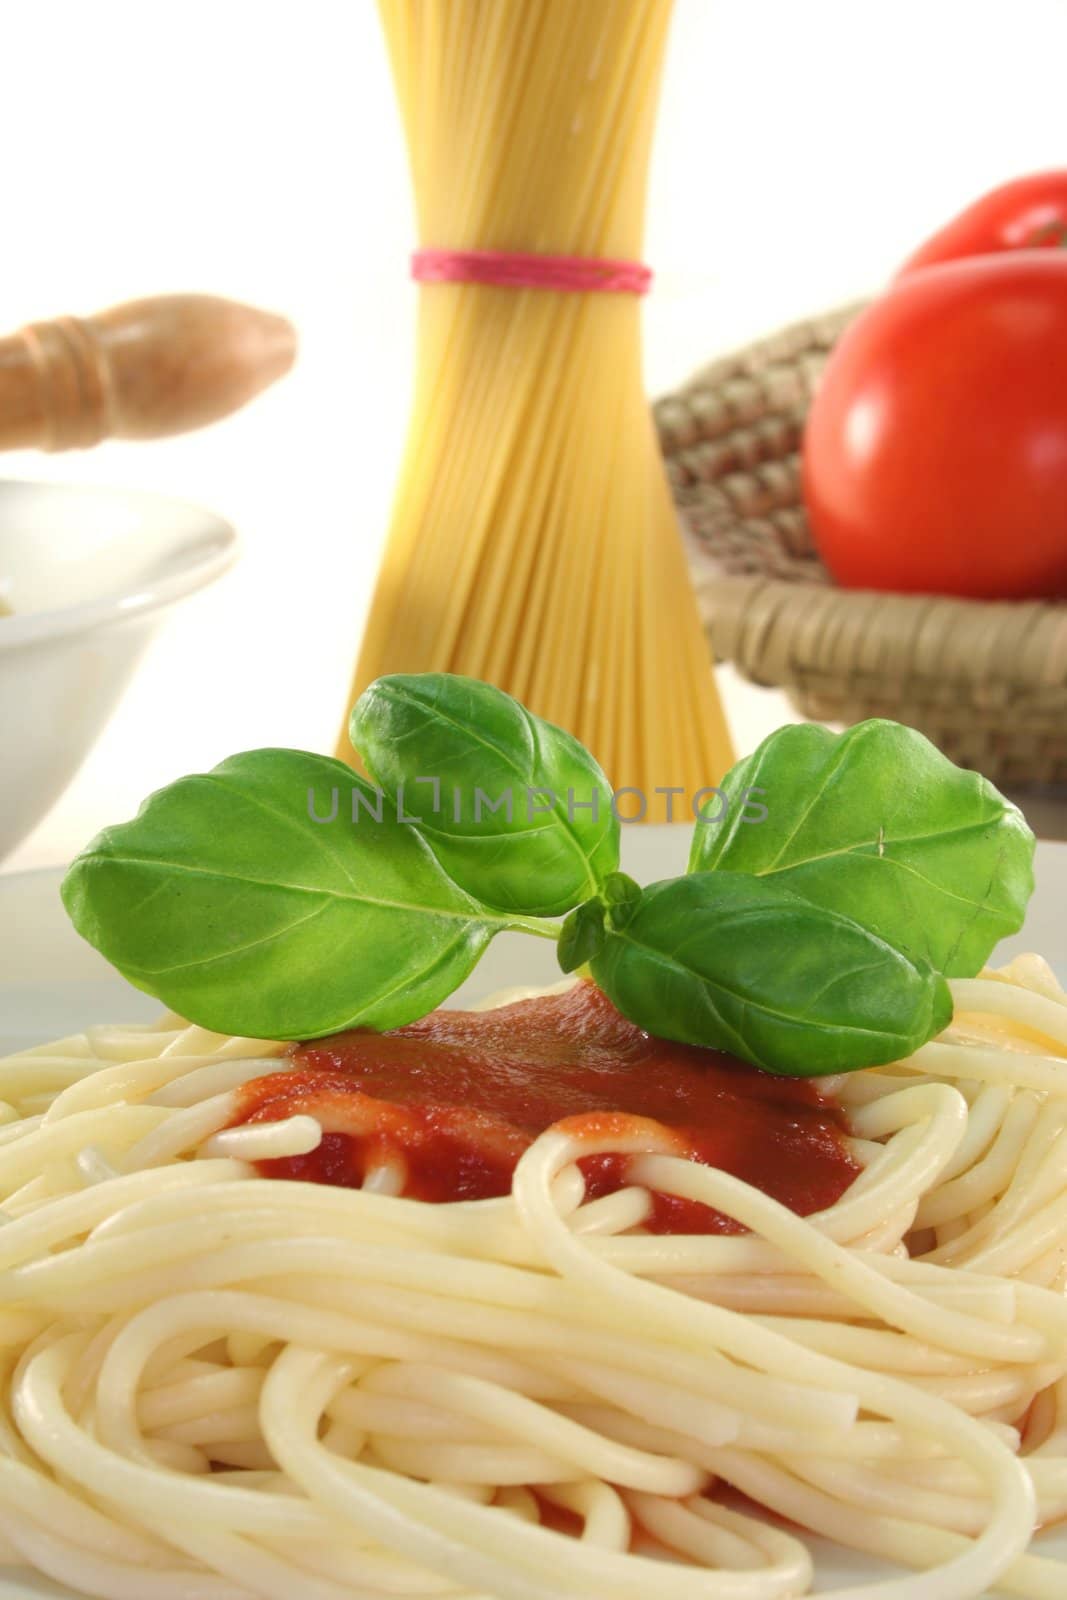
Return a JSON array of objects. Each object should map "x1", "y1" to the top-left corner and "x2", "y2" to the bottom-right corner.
[{"x1": 339, "y1": 0, "x2": 733, "y2": 817}]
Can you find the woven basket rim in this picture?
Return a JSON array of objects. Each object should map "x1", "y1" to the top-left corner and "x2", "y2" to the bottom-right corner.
[{"x1": 686, "y1": 552, "x2": 1067, "y2": 629}]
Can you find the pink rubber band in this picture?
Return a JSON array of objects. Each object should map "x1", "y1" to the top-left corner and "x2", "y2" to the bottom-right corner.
[{"x1": 411, "y1": 248, "x2": 652, "y2": 295}]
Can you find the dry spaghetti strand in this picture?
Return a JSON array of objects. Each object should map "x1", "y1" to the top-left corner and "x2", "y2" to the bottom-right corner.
[{"x1": 338, "y1": 0, "x2": 734, "y2": 819}]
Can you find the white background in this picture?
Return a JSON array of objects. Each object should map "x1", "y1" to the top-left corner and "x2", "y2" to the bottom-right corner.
[{"x1": 4, "y1": 0, "x2": 1066, "y2": 871}]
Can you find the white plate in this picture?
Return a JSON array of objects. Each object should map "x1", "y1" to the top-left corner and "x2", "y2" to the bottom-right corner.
[{"x1": 1, "y1": 833, "x2": 1065, "y2": 1597}]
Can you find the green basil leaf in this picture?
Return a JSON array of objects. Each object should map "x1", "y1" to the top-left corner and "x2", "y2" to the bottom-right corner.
[
  {"x1": 61, "y1": 749, "x2": 506, "y2": 1041},
  {"x1": 558, "y1": 900, "x2": 607, "y2": 974},
  {"x1": 351, "y1": 673, "x2": 619, "y2": 917},
  {"x1": 600, "y1": 871, "x2": 642, "y2": 930},
  {"x1": 688, "y1": 720, "x2": 1034, "y2": 977},
  {"x1": 590, "y1": 874, "x2": 952, "y2": 1076}
]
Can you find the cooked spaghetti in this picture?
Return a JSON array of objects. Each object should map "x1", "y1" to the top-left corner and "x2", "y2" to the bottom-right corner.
[
  {"x1": 0, "y1": 961, "x2": 1066, "y2": 1597},
  {"x1": 338, "y1": 0, "x2": 734, "y2": 817}
]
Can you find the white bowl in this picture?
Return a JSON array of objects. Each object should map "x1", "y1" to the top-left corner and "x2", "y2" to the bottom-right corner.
[{"x1": 0, "y1": 479, "x2": 237, "y2": 862}]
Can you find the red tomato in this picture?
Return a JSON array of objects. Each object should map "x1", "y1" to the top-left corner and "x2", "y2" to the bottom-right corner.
[
  {"x1": 802, "y1": 254, "x2": 1067, "y2": 599},
  {"x1": 898, "y1": 170, "x2": 1067, "y2": 276}
]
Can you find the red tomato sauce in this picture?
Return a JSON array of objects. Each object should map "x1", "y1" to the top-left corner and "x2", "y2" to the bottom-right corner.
[{"x1": 232, "y1": 980, "x2": 859, "y2": 1235}]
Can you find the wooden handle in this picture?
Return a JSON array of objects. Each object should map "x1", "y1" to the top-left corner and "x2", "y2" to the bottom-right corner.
[{"x1": 0, "y1": 293, "x2": 297, "y2": 451}]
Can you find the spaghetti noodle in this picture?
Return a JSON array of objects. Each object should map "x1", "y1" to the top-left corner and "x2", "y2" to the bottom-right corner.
[
  {"x1": 0, "y1": 961, "x2": 1066, "y2": 1595},
  {"x1": 338, "y1": 0, "x2": 734, "y2": 819}
]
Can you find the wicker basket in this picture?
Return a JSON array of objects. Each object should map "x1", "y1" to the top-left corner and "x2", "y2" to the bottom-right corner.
[{"x1": 656, "y1": 305, "x2": 1067, "y2": 788}]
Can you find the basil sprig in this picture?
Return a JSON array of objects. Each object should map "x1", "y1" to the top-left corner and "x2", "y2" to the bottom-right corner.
[{"x1": 61, "y1": 673, "x2": 1035, "y2": 1075}]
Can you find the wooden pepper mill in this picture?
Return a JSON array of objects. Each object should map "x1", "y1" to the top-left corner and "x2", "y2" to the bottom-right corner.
[{"x1": 0, "y1": 293, "x2": 297, "y2": 451}]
